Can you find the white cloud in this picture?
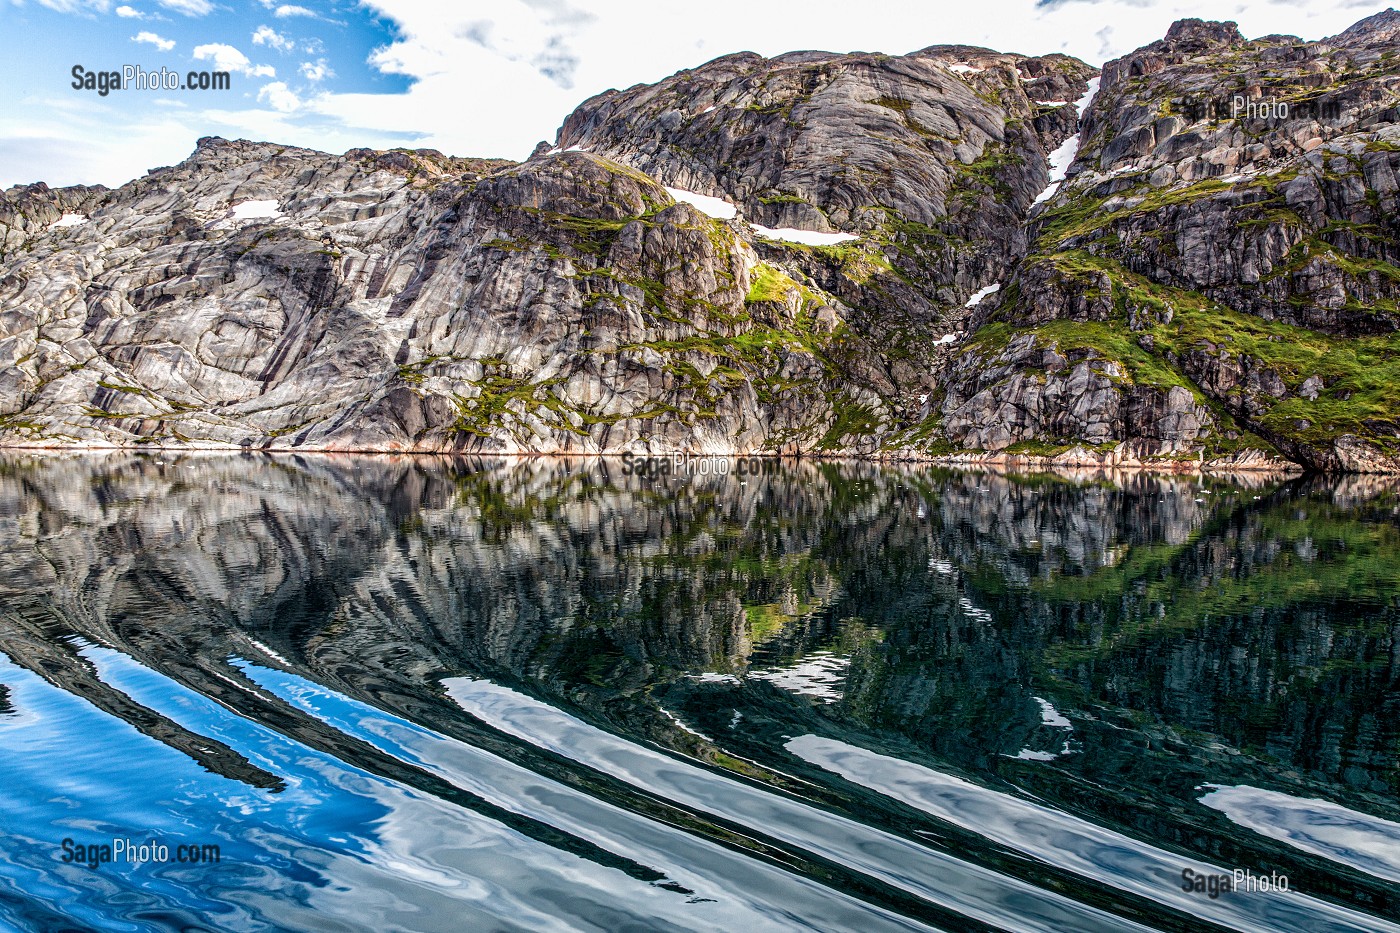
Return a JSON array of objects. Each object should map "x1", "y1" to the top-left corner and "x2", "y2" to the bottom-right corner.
[
  {"x1": 155, "y1": 0, "x2": 211, "y2": 14},
  {"x1": 115, "y1": 4, "x2": 143, "y2": 16},
  {"x1": 299, "y1": 58, "x2": 333, "y2": 82},
  {"x1": 34, "y1": 0, "x2": 111, "y2": 11},
  {"x1": 252, "y1": 25, "x2": 294, "y2": 52},
  {"x1": 273, "y1": 4, "x2": 315, "y2": 16},
  {"x1": 192, "y1": 43, "x2": 276, "y2": 78},
  {"x1": 4, "y1": 0, "x2": 1394, "y2": 190},
  {"x1": 131, "y1": 30, "x2": 175, "y2": 51},
  {"x1": 256, "y1": 81, "x2": 301, "y2": 112}
]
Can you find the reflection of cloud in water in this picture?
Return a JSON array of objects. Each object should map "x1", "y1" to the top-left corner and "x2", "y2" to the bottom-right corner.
[
  {"x1": 1033, "y1": 697, "x2": 1072, "y2": 729},
  {"x1": 749, "y1": 652, "x2": 849, "y2": 702},
  {"x1": 1199, "y1": 784, "x2": 1400, "y2": 884},
  {"x1": 789, "y1": 735, "x2": 1399, "y2": 933},
  {"x1": 445, "y1": 677, "x2": 1154, "y2": 933}
]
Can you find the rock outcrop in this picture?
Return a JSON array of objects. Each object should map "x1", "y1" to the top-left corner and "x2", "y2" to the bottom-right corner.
[
  {"x1": 959, "y1": 10, "x2": 1400, "y2": 471},
  {"x1": 2, "y1": 13, "x2": 1399, "y2": 469}
]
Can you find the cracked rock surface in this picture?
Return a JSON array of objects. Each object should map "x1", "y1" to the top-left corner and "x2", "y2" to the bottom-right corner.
[{"x1": 2, "y1": 12, "x2": 1399, "y2": 470}]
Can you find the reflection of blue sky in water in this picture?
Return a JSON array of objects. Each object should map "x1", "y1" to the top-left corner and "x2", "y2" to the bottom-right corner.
[
  {"x1": 0, "y1": 650, "x2": 386, "y2": 932},
  {"x1": 237, "y1": 662, "x2": 940, "y2": 933},
  {"x1": 2, "y1": 454, "x2": 1399, "y2": 932}
]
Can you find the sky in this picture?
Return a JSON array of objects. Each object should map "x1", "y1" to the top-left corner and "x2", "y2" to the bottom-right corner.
[{"x1": 0, "y1": 0, "x2": 1393, "y2": 189}]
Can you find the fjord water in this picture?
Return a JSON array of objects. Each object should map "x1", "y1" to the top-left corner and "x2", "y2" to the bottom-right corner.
[{"x1": 0, "y1": 455, "x2": 1397, "y2": 933}]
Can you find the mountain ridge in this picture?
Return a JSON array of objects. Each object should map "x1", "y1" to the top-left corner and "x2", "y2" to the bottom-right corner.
[{"x1": 2, "y1": 12, "x2": 1398, "y2": 471}]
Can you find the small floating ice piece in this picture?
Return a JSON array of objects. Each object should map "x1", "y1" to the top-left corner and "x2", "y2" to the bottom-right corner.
[
  {"x1": 752, "y1": 224, "x2": 858, "y2": 246},
  {"x1": 665, "y1": 186, "x2": 737, "y2": 220}
]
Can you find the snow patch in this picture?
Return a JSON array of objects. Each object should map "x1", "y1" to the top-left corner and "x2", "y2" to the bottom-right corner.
[
  {"x1": 229, "y1": 199, "x2": 283, "y2": 221},
  {"x1": 50, "y1": 213, "x2": 88, "y2": 228},
  {"x1": 964, "y1": 282, "x2": 1001, "y2": 308},
  {"x1": 945, "y1": 63, "x2": 984, "y2": 74},
  {"x1": 752, "y1": 224, "x2": 859, "y2": 246},
  {"x1": 700, "y1": 105, "x2": 716, "y2": 114},
  {"x1": 934, "y1": 333, "x2": 958, "y2": 345},
  {"x1": 665, "y1": 186, "x2": 737, "y2": 220},
  {"x1": 1031, "y1": 76, "x2": 1101, "y2": 206}
]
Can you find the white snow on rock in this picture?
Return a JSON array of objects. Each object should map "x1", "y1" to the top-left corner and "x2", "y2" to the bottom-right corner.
[
  {"x1": 50, "y1": 214, "x2": 89, "y2": 228},
  {"x1": 229, "y1": 200, "x2": 283, "y2": 221},
  {"x1": 934, "y1": 333, "x2": 958, "y2": 345},
  {"x1": 665, "y1": 186, "x2": 738, "y2": 220},
  {"x1": 1032, "y1": 75, "x2": 1101, "y2": 206},
  {"x1": 964, "y1": 282, "x2": 1001, "y2": 308},
  {"x1": 752, "y1": 224, "x2": 859, "y2": 246},
  {"x1": 945, "y1": 63, "x2": 984, "y2": 74}
]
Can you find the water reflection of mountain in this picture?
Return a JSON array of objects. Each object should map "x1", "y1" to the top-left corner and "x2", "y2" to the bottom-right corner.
[{"x1": 1, "y1": 452, "x2": 1398, "y2": 927}]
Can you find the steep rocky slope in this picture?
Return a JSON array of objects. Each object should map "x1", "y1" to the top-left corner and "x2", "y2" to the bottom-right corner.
[
  {"x1": 954, "y1": 13, "x2": 1400, "y2": 470},
  {"x1": 2, "y1": 13, "x2": 1399, "y2": 469}
]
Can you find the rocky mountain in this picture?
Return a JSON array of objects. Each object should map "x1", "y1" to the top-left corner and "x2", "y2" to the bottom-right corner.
[{"x1": 1, "y1": 12, "x2": 1399, "y2": 469}]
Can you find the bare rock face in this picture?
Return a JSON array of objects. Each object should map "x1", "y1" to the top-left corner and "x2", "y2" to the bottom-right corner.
[
  {"x1": 2, "y1": 14, "x2": 1400, "y2": 470},
  {"x1": 953, "y1": 12, "x2": 1400, "y2": 471},
  {"x1": 0, "y1": 137, "x2": 904, "y2": 454},
  {"x1": 0, "y1": 46, "x2": 1094, "y2": 457},
  {"x1": 558, "y1": 46, "x2": 1094, "y2": 326}
]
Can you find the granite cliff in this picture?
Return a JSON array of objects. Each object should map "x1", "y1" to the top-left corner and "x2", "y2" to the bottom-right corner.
[{"x1": 2, "y1": 12, "x2": 1399, "y2": 470}]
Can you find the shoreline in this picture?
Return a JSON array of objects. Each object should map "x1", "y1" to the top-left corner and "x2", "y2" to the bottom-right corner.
[{"x1": 0, "y1": 441, "x2": 1323, "y2": 475}]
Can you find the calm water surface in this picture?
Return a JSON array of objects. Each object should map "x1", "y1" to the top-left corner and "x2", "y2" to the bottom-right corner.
[{"x1": 0, "y1": 453, "x2": 1397, "y2": 932}]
